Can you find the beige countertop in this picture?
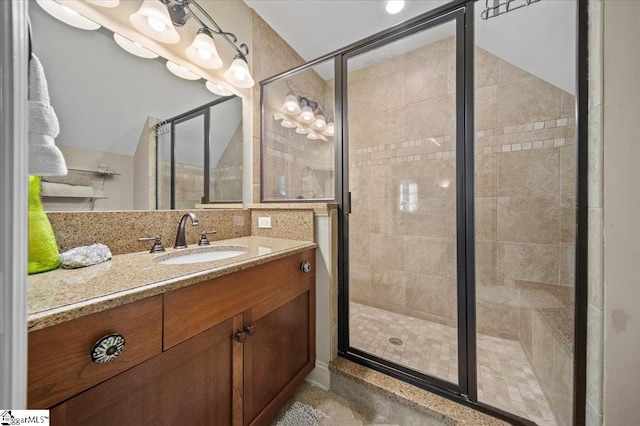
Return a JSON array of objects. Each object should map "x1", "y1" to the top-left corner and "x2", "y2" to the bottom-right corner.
[{"x1": 28, "y1": 236, "x2": 317, "y2": 332}]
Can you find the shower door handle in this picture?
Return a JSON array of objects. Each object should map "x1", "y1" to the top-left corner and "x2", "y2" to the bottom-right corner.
[{"x1": 345, "y1": 191, "x2": 351, "y2": 214}]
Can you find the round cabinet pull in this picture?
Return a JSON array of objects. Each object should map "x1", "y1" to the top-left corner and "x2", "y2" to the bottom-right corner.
[
  {"x1": 300, "y1": 261, "x2": 312, "y2": 273},
  {"x1": 234, "y1": 330, "x2": 248, "y2": 343},
  {"x1": 244, "y1": 325, "x2": 256, "y2": 336},
  {"x1": 91, "y1": 334, "x2": 125, "y2": 364}
]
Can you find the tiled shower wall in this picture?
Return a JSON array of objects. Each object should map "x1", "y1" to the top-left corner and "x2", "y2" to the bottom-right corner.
[
  {"x1": 348, "y1": 37, "x2": 576, "y2": 333},
  {"x1": 158, "y1": 124, "x2": 243, "y2": 209}
]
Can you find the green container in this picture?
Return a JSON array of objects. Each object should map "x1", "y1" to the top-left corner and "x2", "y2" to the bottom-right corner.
[{"x1": 28, "y1": 176, "x2": 61, "y2": 274}]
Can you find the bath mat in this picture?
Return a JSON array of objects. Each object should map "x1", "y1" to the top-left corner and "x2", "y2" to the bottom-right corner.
[{"x1": 275, "y1": 401, "x2": 327, "y2": 426}]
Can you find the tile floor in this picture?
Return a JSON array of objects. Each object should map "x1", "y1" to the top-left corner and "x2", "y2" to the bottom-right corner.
[
  {"x1": 270, "y1": 382, "x2": 397, "y2": 426},
  {"x1": 349, "y1": 302, "x2": 557, "y2": 426}
]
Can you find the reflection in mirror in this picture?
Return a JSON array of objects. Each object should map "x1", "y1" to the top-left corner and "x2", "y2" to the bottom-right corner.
[
  {"x1": 261, "y1": 59, "x2": 335, "y2": 201},
  {"x1": 156, "y1": 96, "x2": 243, "y2": 209},
  {"x1": 30, "y1": 2, "x2": 243, "y2": 211}
]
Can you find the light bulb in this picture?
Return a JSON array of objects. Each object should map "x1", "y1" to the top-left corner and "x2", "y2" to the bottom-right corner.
[
  {"x1": 281, "y1": 95, "x2": 301, "y2": 115},
  {"x1": 224, "y1": 55, "x2": 254, "y2": 88},
  {"x1": 312, "y1": 115, "x2": 327, "y2": 130},
  {"x1": 234, "y1": 67, "x2": 247, "y2": 81},
  {"x1": 323, "y1": 123, "x2": 335, "y2": 136},
  {"x1": 198, "y1": 48, "x2": 212, "y2": 59},
  {"x1": 385, "y1": 0, "x2": 405, "y2": 14},
  {"x1": 147, "y1": 15, "x2": 166, "y2": 32},
  {"x1": 298, "y1": 106, "x2": 315, "y2": 124}
]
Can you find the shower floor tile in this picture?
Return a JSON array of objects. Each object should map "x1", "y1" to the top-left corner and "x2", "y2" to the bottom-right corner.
[{"x1": 349, "y1": 302, "x2": 557, "y2": 426}]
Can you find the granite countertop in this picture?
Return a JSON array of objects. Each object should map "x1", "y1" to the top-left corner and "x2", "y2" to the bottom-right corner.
[{"x1": 28, "y1": 236, "x2": 317, "y2": 332}]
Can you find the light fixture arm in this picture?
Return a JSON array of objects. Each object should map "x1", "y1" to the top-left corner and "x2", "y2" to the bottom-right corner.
[{"x1": 169, "y1": 0, "x2": 250, "y2": 57}]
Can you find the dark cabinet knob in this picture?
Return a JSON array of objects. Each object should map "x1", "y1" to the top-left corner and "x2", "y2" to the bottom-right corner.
[
  {"x1": 300, "y1": 261, "x2": 312, "y2": 273},
  {"x1": 244, "y1": 325, "x2": 255, "y2": 336},
  {"x1": 234, "y1": 330, "x2": 248, "y2": 343},
  {"x1": 91, "y1": 334, "x2": 125, "y2": 364}
]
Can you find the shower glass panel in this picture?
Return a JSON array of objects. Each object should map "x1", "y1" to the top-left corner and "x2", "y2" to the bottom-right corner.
[
  {"x1": 208, "y1": 96, "x2": 243, "y2": 202},
  {"x1": 346, "y1": 18, "x2": 460, "y2": 385},
  {"x1": 261, "y1": 59, "x2": 335, "y2": 202},
  {"x1": 174, "y1": 113, "x2": 206, "y2": 209},
  {"x1": 474, "y1": 1, "x2": 576, "y2": 424},
  {"x1": 157, "y1": 123, "x2": 172, "y2": 210}
]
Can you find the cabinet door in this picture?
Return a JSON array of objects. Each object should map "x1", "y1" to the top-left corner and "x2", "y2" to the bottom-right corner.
[
  {"x1": 51, "y1": 315, "x2": 243, "y2": 426},
  {"x1": 243, "y1": 286, "x2": 315, "y2": 426}
]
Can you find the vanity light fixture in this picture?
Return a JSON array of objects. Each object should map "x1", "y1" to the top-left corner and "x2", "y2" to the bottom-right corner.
[
  {"x1": 87, "y1": 0, "x2": 120, "y2": 7},
  {"x1": 113, "y1": 33, "x2": 159, "y2": 59},
  {"x1": 280, "y1": 119, "x2": 297, "y2": 129},
  {"x1": 298, "y1": 106, "x2": 315, "y2": 124},
  {"x1": 281, "y1": 95, "x2": 302, "y2": 115},
  {"x1": 35, "y1": 0, "x2": 101, "y2": 31},
  {"x1": 312, "y1": 115, "x2": 327, "y2": 131},
  {"x1": 185, "y1": 28, "x2": 223, "y2": 69},
  {"x1": 385, "y1": 0, "x2": 405, "y2": 14},
  {"x1": 166, "y1": 60, "x2": 200, "y2": 80},
  {"x1": 274, "y1": 91, "x2": 333, "y2": 142},
  {"x1": 223, "y1": 54, "x2": 255, "y2": 88},
  {"x1": 130, "y1": 0, "x2": 180, "y2": 44},
  {"x1": 323, "y1": 123, "x2": 335, "y2": 137},
  {"x1": 205, "y1": 81, "x2": 233, "y2": 96},
  {"x1": 139, "y1": 0, "x2": 255, "y2": 88}
]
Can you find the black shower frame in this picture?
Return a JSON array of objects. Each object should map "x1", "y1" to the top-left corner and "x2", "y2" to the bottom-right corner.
[
  {"x1": 258, "y1": 0, "x2": 588, "y2": 424},
  {"x1": 155, "y1": 95, "x2": 240, "y2": 209}
]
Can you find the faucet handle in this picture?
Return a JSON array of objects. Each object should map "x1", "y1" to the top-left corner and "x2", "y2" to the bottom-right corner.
[
  {"x1": 138, "y1": 235, "x2": 166, "y2": 253},
  {"x1": 198, "y1": 230, "x2": 217, "y2": 246}
]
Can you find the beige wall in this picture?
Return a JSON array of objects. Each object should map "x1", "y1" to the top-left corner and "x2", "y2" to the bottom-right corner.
[
  {"x1": 43, "y1": 145, "x2": 134, "y2": 211},
  {"x1": 602, "y1": 1, "x2": 640, "y2": 424},
  {"x1": 250, "y1": 12, "x2": 306, "y2": 203}
]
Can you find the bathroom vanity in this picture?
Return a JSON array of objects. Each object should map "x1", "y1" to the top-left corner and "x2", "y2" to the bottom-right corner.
[{"x1": 27, "y1": 237, "x2": 316, "y2": 425}]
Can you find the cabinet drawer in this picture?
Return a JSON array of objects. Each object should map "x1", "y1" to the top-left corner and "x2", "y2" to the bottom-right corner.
[
  {"x1": 164, "y1": 250, "x2": 315, "y2": 349},
  {"x1": 28, "y1": 296, "x2": 163, "y2": 409}
]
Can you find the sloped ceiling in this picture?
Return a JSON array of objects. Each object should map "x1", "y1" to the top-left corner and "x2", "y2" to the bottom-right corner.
[{"x1": 244, "y1": 0, "x2": 576, "y2": 94}]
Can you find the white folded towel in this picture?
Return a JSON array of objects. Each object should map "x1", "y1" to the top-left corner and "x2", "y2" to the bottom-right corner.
[
  {"x1": 28, "y1": 53, "x2": 68, "y2": 176},
  {"x1": 41, "y1": 182, "x2": 94, "y2": 198}
]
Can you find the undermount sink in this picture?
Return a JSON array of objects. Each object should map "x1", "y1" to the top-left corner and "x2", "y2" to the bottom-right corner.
[{"x1": 155, "y1": 246, "x2": 248, "y2": 265}]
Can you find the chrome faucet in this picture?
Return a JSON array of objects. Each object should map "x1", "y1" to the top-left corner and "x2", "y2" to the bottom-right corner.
[{"x1": 174, "y1": 212, "x2": 199, "y2": 249}]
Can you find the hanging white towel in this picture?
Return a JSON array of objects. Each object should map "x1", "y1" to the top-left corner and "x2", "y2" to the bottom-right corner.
[{"x1": 28, "y1": 53, "x2": 67, "y2": 176}]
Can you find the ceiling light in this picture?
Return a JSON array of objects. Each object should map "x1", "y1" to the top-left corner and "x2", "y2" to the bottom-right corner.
[
  {"x1": 35, "y1": 0, "x2": 101, "y2": 30},
  {"x1": 312, "y1": 115, "x2": 327, "y2": 131},
  {"x1": 323, "y1": 123, "x2": 335, "y2": 137},
  {"x1": 385, "y1": 0, "x2": 405, "y2": 14},
  {"x1": 130, "y1": 0, "x2": 180, "y2": 44},
  {"x1": 281, "y1": 95, "x2": 301, "y2": 115},
  {"x1": 281, "y1": 120, "x2": 296, "y2": 129},
  {"x1": 166, "y1": 61, "x2": 200, "y2": 80},
  {"x1": 307, "y1": 131, "x2": 320, "y2": 141},
  {"x1": 295, "y1": 126, "x2": 309, "y2": 135},
  {"x1": 224, "y1": 54, "x2": 255, "y2": 88},
  {"x1": 186, "y1": 28, "x2": 223, "y2": 69},
  {"x1": 113, "y1": 33, "x2": 158, "y2": 59},
  {"x1": 87, "y1": 0, "x2": 120, "y2": 7},
  {"x1": 205, "y1": 81, "x2": 233, "y2": 96},
  {"x1": 298, "y1": 106, "x2": 315, "y2": 124}
]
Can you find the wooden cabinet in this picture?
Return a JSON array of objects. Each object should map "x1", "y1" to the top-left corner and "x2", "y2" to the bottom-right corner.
[
  {"x1": 28, "y1": 296, "x2": 163, "y2": 409},
  {"x1": 51, "y1": 315, "x2": 243, "y2": 425},
  {"x1": 29, "y1": 249, "x2": 316, "y2": 426}
]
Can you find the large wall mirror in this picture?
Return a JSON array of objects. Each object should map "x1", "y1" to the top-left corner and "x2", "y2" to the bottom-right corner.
[{"x1": 31, "y1": 2, "x2": 244, "y2": 211}]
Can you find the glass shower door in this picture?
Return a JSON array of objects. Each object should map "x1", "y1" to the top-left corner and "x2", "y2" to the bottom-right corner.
[{"x1": 344, "y1": 12, "x2": 464, "y2": 388}]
